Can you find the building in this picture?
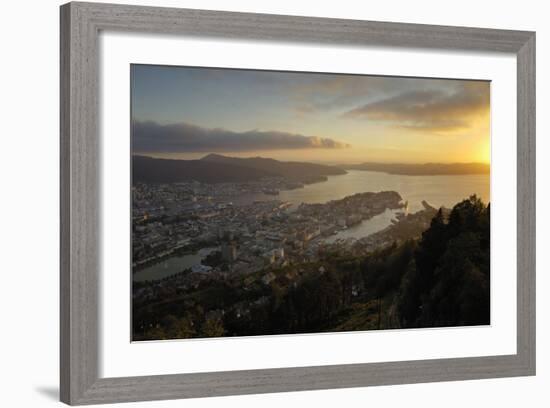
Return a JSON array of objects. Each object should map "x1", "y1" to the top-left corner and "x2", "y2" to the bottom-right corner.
[
  {"x1": 221, "y1": 241, "x2": 238, "y2": 262},
  {"x1": 191, "y1": 264, "x2": 213, "y2": 274},
  {"x1": 272, "y1": 247, "x2": 285, "y2": 260}
]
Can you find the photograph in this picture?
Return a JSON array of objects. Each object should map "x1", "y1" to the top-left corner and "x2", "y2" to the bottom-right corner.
[
  {"x1": 131, "y1": 64, "x2": 491, "y2": 341},
  {"x1": 1, "y1": 0, "x2": 542, "y2": 406}
]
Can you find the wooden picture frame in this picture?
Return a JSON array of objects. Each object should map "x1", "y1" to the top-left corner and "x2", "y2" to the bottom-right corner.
[{"x1": 60, "y1": 2, "x2": 536, "y2": 405}]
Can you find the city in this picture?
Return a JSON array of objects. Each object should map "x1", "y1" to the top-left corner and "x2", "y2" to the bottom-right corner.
[{"x1": 131, "y1": 177, "x2": 447, "y2": 339}]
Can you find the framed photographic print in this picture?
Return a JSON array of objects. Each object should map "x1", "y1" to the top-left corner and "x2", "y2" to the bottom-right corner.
[{"x1": 60, "y1": 2, "x2": 536, "y2": 405}]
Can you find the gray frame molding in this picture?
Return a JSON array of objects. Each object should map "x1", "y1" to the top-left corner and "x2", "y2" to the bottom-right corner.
[{"x1": 60, "y1": 2, "x2": 536, "y2": 405}]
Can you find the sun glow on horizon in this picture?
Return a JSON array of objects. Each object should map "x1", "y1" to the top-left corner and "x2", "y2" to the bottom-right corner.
[{"x1": 132, "y1": 65, "x2": 491, "y2": 166}]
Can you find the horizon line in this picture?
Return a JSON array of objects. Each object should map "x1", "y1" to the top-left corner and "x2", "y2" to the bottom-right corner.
[{"x1": 131, "y1": 153, "x2": 490, "y2": 166}]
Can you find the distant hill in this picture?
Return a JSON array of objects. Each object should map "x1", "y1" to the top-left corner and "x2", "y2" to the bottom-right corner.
[
  {"x1": 201, "y1": 154, "x2": 346, "y2": 181},
  {"x1": 343, "y1": 162, "x2": 490, "y2": 176},
  {"x1": 133, "y1": 154, "x2": 346, "y2": 184},
  {"x1": 132, "y1": 156, "x2": 273, "y2": 183}
]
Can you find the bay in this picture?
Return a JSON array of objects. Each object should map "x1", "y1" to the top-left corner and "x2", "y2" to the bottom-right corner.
[
  {"x1": 133, "y1": 247, "x2": 217, "y2": 282},
  {"x1": 277, "y1": 170, "x2": 490, "y2": 213}
]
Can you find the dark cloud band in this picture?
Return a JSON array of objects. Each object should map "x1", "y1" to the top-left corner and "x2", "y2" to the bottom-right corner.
[
  {"x1": 342, "y1": 82, "x2": 489, "y2": 131},
  {"x1": 132, "y1": 121, "x2": 350, "y2": 153}
]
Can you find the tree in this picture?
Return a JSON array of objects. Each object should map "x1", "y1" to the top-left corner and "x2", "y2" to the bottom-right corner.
[
  {"x1": 201, "y1": 316, "x2": 225, "y2": 337},
  {"x1": 170, "y1": 316, "x2": 196, "y2": 339},
  {"x1": 142, "y1": 326, "x2": 166, "y2": 340},
  {"x1": 398, "y1": 196, "x2": 490, "y2": 328}
]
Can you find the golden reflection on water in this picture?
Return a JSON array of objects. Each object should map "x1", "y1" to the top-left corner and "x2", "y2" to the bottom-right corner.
[{"x1": 278, "y1": 170, "x2": 490, "y2": 212}]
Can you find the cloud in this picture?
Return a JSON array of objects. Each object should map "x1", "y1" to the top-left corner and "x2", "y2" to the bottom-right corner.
[
  {"x1": 132, "y1": 121, "x2": 350, "y2": 153},
  {"x1": 342, "y1": 81, "x2": 489, "y2": 132},
  {"x1": 288, "y1": 75, "x2": 452, "y2": 116},
  {"x1": 289, "y1": 76, "x2": 398, "y2": 115}
]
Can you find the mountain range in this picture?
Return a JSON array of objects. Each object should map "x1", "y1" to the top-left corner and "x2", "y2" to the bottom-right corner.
[
  {"x1": 133, "y1": 154, "x2": 490, "y2": 184},
  {"x1": 132, "y1": 154, "x2": 347, "y2": 184}
]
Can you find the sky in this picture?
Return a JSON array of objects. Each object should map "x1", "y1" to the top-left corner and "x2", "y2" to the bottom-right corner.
[{"x1": 131, "y1": 64, "x2": 490, "y2": 164}]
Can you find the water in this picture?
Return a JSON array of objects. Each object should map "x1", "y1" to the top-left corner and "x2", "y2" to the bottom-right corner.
[
  {"x1": 325, "y1": 208, "x2": 400, "y2": 243},
  {"x1": 283, "y1": 170, "x2": 489, "y2": 244},
  {"x1": 277, "y1": 170, "x2": 490, "y2": 213},
  {"x1": 133, "y1": 247, "x2": 217, "y2": 282}
]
